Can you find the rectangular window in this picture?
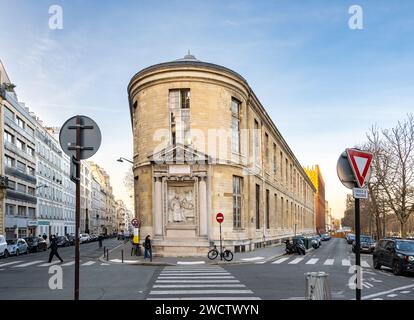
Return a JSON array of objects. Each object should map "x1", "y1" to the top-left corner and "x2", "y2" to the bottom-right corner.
[
  {"x1": 266, "y1": 189, "x2": 270, "y2": 229},
  {"x1": 4, "y1": 106, "x2": 14, "y2": 120},
  {"x1": 16, "y1": 117, "x2": 25, "y2": 129},
  {"x1": 233, "y1": 176, "x2": 242, "y2": 229},
  {"x1": 169, "y1": 89, "x2": 191, "y2": 145},
  {"x1": 27, "y1": 146, "x2": 35, "y2": 157},
  {"x1": 28, "y1": 187, "x2": 35, "y2": 196},
  {"x1": 274, "y1": 194, "x2": 278, "y2": 227},
  {"x1": 28, "y1": 207, "x2": 35, "y2": 218},
  {"x1": 285, "y1": 158, "x2": 288, "y2": 183},
  {"x1": 280, "y1": 151, "x2": 283, "y2": 178},
  {"x1": 254, "y1": 120, "x2": 260, "y2": 163},
  {"x1": 17, "y1": 183, "x2": 26, "y2": 193},
  {"x1": 5, "y1": 155, "x2": 15, "y2": 167},
  {"x1": 27, "y1": 167, "x2": 35, "y2": 176},
  {"x1": 286, "y1": 199, "x2": 289, "y2": 229},
  {"x1": 4, "y1": 130, "x2": 14, "y2": 144},
  {"x1": 265, "y1": 133, "x2": 269, "y2": 160},
  {"x1": 25, "y1": 125, "x2": 35, "y2": 137},
  {"x1": 231, "y1": 98, "x2": 240, "y2": 153},
  {"x1": 16, "y1": 139, "x2": 25, "y2": 151},
  {"x1": 18, "y1": 206, "x2": 26, "y2": 217},
  {"x1": 16, "y1": 161, "x2": 26, "y2": 172},
  {"x1": 281, "y1": 197, "x2": 284, "y2": 228},
  {"x1": 8, "y1": 180, "x2": 16, "y2": 190},
  {"x1": 255, "y1": 184, "x2": 260, "y2": 229},
  {"x1": 273, "y1": 143, "x2": 277, "y2": 175},
  {"x1": 6, "y1": 204, "x2": 15, "y2": 216}
]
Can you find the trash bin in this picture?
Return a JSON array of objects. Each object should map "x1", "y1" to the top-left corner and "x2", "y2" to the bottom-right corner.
[{"x1": 305, "y1": 272, "x2": 331, "y2": 300}]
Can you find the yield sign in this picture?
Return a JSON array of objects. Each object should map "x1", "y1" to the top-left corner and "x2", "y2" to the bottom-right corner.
[{"x1": 346, "y1": 148, "x2": 373, "y2": 188}]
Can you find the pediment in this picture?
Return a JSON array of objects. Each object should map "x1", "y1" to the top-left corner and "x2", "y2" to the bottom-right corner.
[{"x1": 148, "y1": 143, "x2": 211, "y2": 164}]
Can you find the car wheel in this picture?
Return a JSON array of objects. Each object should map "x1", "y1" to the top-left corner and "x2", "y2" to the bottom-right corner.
[
  {"x1": 393, "y1": 260, "x2": 403, "y2": 276},
  {"x1": 373, "y1": 257, "x2": 381, "y2": 270},
  {"x1": 16, "y1": 249, "x2": 19, "y2": 256},
  {"x1": 4, "y1": 250, "x2": 9, "y2": 258}
]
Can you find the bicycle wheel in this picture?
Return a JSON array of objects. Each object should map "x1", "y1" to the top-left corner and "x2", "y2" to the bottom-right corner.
[
  {"x1": 207, "y1": 249, "x2": 218, "y2": 260},
  {"x1": 223, "y1": 250, "x2": 233, "y2": 262}
]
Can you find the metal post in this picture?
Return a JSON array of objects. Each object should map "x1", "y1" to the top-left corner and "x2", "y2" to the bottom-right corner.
[
  {"x1": 74, "y1": 116, "x2": 81, "y2": 301},
  {"x1": 355, "y1": 198, "x2": 361, "y2": 301},
  {"x1": 121, "y1": 250, "x2": 124, "y2": 263},
  {"x1": 106, "y1": 248, "x2": 109, "y2": 261},
  {"x1": 219, "y1": 222, "x2": 223, "y2": 261}
]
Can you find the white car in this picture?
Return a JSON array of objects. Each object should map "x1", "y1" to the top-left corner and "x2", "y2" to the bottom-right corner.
[
  {"x1": 79, "y1": 234, "x2": 90, "y2": 243},
  {"x1": 6, "y1": 238, "x2": 29, "y2": 256},
  {"x1": 0, "y1": 235, "x2": 8, "y2": 258}
]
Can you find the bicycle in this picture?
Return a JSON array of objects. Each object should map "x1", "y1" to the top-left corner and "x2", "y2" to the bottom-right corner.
[{"x1": 207, "y1": 245, "x2": 234, "y2": 262}]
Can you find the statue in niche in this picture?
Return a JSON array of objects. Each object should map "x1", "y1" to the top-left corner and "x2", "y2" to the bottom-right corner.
[
  {"x1": 168, "y1": 187, "x2": 195, "y2": 223},
  {"x1": 170, "y1": 195, "x2": 186, "y2": 222}
]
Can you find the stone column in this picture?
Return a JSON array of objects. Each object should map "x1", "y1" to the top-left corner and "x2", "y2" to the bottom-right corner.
[
  {"x1": 199, "y1": 176, "x2": 207, "y2": 237},
  {"x1": 154, "y1": 177, "x2": 163, "y2": 236}
]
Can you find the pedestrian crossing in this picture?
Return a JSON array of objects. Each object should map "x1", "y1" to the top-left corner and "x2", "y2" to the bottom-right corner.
[
  {"x1": 270, "y1": 256, "x2": 372, "y2": 268},
  {"x1": 0, "y1": 259, "x2": 103, "y2": 270},
  {"x1": 147, "y1": 265, "x2": 260, "y2": 300}
]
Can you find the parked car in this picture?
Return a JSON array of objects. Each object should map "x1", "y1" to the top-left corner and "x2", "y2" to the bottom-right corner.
[
  {"x1": 6, "y1": 238, "x2": 29, "y2": 256},
  {"x1": 89, "y1": 234, "x2": 98, "y2": 242},
  {"x1": 373, "y1": 238, "x2": 414, "y2": 275},
  {"x1": 320, "y1": 233, "x2": 331, "y2": 241},
  {"x1": 24, "y1": 236, "x2": 47, "y2": 253},
  {"x1": 346, "y1": 233, "x2": 356, "y2": 244},
  {"x1": 0, "y1": 235, "x2": 9, "y2": 258},
  {"x1": 79, "y1": 233, "x2": 90, "y2": 244},
  {"x1": 56, "y1": 236, "x2": 70, "y2": 247},
  {"x1": 66, "y1": 234, "x2": 75, "y2": 246},
  {"x1": 352, "y1": 235, "x2": 376, "y2": 253}
]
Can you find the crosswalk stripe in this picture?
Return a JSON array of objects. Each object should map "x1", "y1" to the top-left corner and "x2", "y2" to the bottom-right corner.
[
  {"x1": 161, "y1": 270, "x2": 228, "y2": 273},
  {"x1": 160, "y1": 273, "x2": 230, "y2": 276},
  {"x1": 147, "y1": 297, "x2": 261, "y2": 300},
  {"x1": 289, "y1": 258, "x2": 304, "y2": 264},
  {"x1": 61, "y1": 261, "x2": 76, "y2": 266},
  {"x1": 156, "y1": 280, "x2": 240, "y2": 283},
  {"x1": 149, "y1": 289, "x2": 253, "y2": 295},
  {"x1": 153, "y1": 284, "x2": 246, "y2": 288},
  {"x1": 158, "y1": 276, "x2": 235, "y2": 279},
  {"x1": 13, "y1": 260, "x2": 43, "y2": 267},
  {"x1": 272, "y1": 257, "x2": 290, "y2": 264},
  {"x1": 342, "y1": 259, "x2": 351, "y2": 266},
  {"x1": 306, "y1": 258, "x2": 319, "y2": 265},
  {"x1": 38, "y1": 261, "x2": 61, "y2": 267},
  {"x1": 361, "y1": 261, "x2": 370, "y2": 268},
  {"x1": 0, "y1": 261, "x2": 23, "y2": 267},
  {"x1": 81, "y1": 261, "x2": 96, "y2": 266},
  {"x1": 324, "y1": 259, "x2": 335, "y2": 265},
  {"x1": 177, "y1": 261, "x2": 205, "y2": 265}
]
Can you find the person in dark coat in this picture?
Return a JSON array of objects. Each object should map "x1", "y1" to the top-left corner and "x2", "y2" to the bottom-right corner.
[
  {"x1": 144, "y1": 235, "x2": 152, "y2": 262},
  {"x1": 48, "y1": 235, "x2": 63, "y2": 263},
  {"x1": 42, "y1": 233, "x2": 47, "y2": 241}
]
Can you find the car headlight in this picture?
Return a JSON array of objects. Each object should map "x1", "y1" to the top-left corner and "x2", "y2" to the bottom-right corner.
[{"x1": 408, "y1": 256, "x2": 414, "y2": 262}]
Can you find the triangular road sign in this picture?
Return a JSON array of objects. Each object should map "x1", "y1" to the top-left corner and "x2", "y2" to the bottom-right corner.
[{"x1": 346, "y1": 148, "x2": 373, "y2": 188}]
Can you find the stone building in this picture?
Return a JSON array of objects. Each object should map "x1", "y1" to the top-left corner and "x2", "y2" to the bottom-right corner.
[
  {"x1": 128, "y1": 54, "x2": 316, "y2": 256},
  {"x1": 304, "y1": 165, "x2": 326, "y2": 234}
]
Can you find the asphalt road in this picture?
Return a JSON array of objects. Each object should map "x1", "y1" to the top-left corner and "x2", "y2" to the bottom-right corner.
[{"x1": 1, "y1": 237, "x2": 413, "y2": 300}]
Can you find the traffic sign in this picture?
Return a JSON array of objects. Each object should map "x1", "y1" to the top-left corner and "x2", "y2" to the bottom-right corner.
[
  {"x1": 59, "y1": 115, "x2": 101, "y2": 160},
  {"x1": 216, "y1": 212, "x2": 224, "y2": 223},
  {"x1": 337, "y1": 151, "x2": 357, "y2": 189},
  {"x1": 131, "y1": 218, "x2": 140, "y2": 227},
  {"x1": 346, "y1": 149, "x2": 373, "y2": 188},
  {"x1": 353, "y1": 188, "x2": 368, "y2": 199}
]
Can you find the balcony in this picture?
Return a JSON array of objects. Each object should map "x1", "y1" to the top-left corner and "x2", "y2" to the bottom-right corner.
[
  {"x1": 4, "y1": 140, "x2": 36, "y2": 164},
  {"x1": 4, "y1": 116, "x2": 35, "y2": 144},
  {"x1": 6, "y1": 190, "x2": 37, "y2": 204},
  {"x1": 5, "y1": 166, "x2": 36, "y2": 185}
]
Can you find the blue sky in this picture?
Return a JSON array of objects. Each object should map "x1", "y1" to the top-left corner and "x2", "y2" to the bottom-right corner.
[{"x1": 1, "y1": 0, "x2": 414, "y2": 217}]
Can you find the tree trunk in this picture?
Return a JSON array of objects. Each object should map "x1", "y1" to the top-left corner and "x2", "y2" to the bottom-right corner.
[{"x1": 401, "y1": 221, "x2": 406, "y2": 238}]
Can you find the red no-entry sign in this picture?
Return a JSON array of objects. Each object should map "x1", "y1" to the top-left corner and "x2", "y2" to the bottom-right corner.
[
  {"x1": 131, "y1": 218, "x2": 140, "y2": 227},
  {"x1": 216, "y1": 212, "x2": 224, "y2": 223}
]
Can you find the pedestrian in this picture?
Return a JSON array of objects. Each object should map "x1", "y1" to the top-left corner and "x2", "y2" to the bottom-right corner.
[
  {"x1": 42, "y1": 233, "x2": 47, "y2": 241},
  {"x1": 144, "y1": 235, "x2": 152, "y2": 262},
  {"x1": 48, "y1": 235, "x2": 63, "y2": 263}
]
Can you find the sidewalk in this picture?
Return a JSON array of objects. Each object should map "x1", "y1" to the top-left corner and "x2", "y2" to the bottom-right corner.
[{"x1": 100, "y1": 241, "x2": 288, "y2": 266}]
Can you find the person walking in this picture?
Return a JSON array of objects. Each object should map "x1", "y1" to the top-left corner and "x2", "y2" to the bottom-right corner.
[
  {"x1": 144, "y1": 235, "x2": 152, "y2": 262},
  {"x1": 42, "y1": 233, "x2": 47, "y2": 241},
  {"x1": 48, "y1": 235, "x2": 63, "y2": 263}
]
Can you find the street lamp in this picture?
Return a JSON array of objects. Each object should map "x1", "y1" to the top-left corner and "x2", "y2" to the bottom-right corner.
[
  {"x1": 36, "y1": 184, "x2": 48, "y2": 190},
  {"x1": 117, "y1": 157, "x2": 133, "y2": 164}
]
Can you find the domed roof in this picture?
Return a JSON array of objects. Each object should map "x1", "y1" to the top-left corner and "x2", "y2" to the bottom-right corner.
[{"x1": 175, "y1": 50, "x2": 199, "y2": 62}]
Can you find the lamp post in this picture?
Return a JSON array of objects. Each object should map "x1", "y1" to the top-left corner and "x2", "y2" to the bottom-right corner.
[
  {"x1": 117, "y1": 157, "x2": 133, "y2": 164},
  {"x1": 36, "y1": 184, "x2": 48, "y2": 190}
]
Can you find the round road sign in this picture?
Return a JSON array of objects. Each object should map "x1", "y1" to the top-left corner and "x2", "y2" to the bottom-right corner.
[
  {"x1": 216, "y1": 212, "x2": 224, "y2": 223},
  {"x1": 337, "y1": 151, "x2": 357, "y2": 189},
  {"x1": 131, "y1": 218, "x2": 140, "y2": 227}
]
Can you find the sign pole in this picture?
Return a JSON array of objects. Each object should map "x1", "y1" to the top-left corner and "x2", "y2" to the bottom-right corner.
[
  {"x1": 74, "y1": 116, "x2": 81, "y2": 301},
  {"x1": 355, "y1": 197, "x2": 361, "y2": 301},
  {"x1": 219, "y1": 222, "x2": 223, "y2": 261}
]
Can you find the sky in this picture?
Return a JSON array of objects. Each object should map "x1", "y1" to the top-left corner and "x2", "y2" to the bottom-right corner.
[{"x1": 1, "y1": 0, "x2": 414, "y2": 218}]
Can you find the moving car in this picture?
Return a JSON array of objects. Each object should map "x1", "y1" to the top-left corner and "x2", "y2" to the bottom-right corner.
[
  {"x1": 352, "y1": 235, "x2": 376, "y2": 253},
  {"x1": 56, "y1": 236, "x2": 70, "y2": 247},
  {"x1": 6, "y1": 238, "x2": 29, "y2": 256},
  {"x1": 346, "y1": 233, "x2": 355, "y2": 244},
  {"x1": 373, "y1": 238, "x2": 414, "y2": 275},
  {"x1": 24, "y1": 236, "x2": 47, "y2": 253},
  {"x1": 320, "y1": 233, "x2": 331, "y2": 241},
  {"x1": 0, "y1": 235, "x2": 9, "y2": 258}
]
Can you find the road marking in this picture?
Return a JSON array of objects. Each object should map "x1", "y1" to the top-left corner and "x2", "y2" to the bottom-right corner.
[
  {"x1": 156, "y1": 280, "x2": 240, "y2": 283},
  {"x1": 241, "y1": 257, "x2": 264, "y2": 261},
  {"x1": 100, "y1": 263, "x2": 110, "y2": 266},
  {"x1": 289, "y1": 258, "x2": 304, "y2": 264},
  {"x1": 38, "y1": 261, "x2": 61, "y2": 267},
  {"x1": 161, "y1": 270, "x2": 228, "y2": 273},
  {"x1": 306, "y1": 258, "x2": 319, "y2": 265},
  {"x1": 387, "y1": 294, "x2": 398, "y2": 298},
  {"x1": 255, "y1": 261, "x2": 266, "y2": 264},
  {"x1": 149, "y1": 289, "x2": 253, "y2": 295},
  {"x1": 342, "y1": 259, "x2": 351, "y2": 266},
  {"x1": 177, "y1": 261, "x2": 205, "y2": 265},
  {"x1": 81, "y1": 261, "x2": 96, "y2": 266},
  {"x1": 400, "y1": 291, "x2": 411, "y2": 294},
  {"x1": 362, "y1": 283, "x2": 414, "y2": 300},
  {"x1": 362, "y1": 283, "x2": 373, "y2": 288},
  {"x1": 272, "y1": 257, "x2": 290, "y2": 264},
  {"x1": 324, "y1": 259, "x2": 335, "y2": 265},
  {"x1": 61, "y1": 261, "x2": 76, "y2": 266},
  {"x1": 0, "y1": 261, "x2": 23, "y2": 267},
  {"x1": 13, "y1": 260, "x2": 43, "y2": 268},
  {"x1": 147, "y1": 297, "x2": 261, "y2": 300},
  {"x1": 361, "y1": 261, "x2": 370, "y2": 268},
  {"x1": 372, "y1": 298, "x2": 383, "y2": 300},
  {"x1": 158, "y1": 276, "x2": 235, "y2": 279},
  {"x1": 153, "y1": 284, "x2": 246, "y2": 288},
  {"x1": 160, "y1": 273, "x2": 231, "y2": 276}
]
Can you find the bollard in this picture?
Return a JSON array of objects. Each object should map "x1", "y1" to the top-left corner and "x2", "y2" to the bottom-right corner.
[
  {"x1": 106, "y1": 248, "x2": 109, "y2": 261},
  {"x1": 121, "y1": 249, "x2": 124, "y2": 263},
  {"x1": 103, "y1": 246, "x2": 106, "y2": 258},
  {"x1": 305, "y1": 272, "x2": 331, "y2": 300}
]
